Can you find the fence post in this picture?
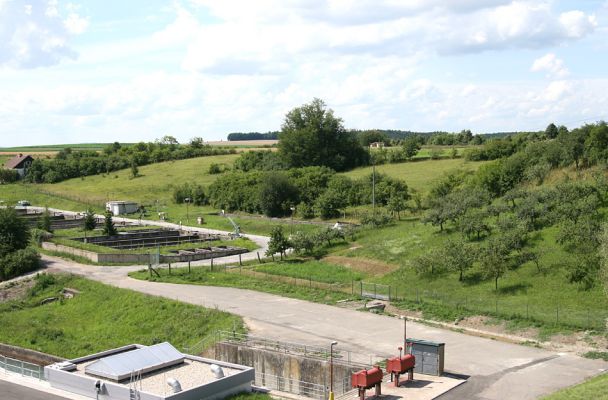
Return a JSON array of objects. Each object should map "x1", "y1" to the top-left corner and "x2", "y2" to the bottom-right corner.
[
  {"x1": 168, "y1": 262, "x2": 171, "y2": 275},
  {"x1": 188, "y1": 261, "x2": 191, "y2": 273},
  {"x1": 416, "y1": 288, "x2": 419, "y2": 303},
  {"x1": 388, "y1": 286, "x2": 391, "y2": 301},
  {"x1": 360, "y1": 281, "x2": 363, "y2": 296},
  {"x1": 374, "y1": 283, "x2": 377, "y2": 299},
  {"x1": 239, "y1": 254, "x2": 242, "y2": 266}
]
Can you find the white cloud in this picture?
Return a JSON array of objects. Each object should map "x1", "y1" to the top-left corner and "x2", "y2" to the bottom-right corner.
[
  {"x1": 531, "y1": 53, "x2": 569, "y2": 78},
  {"x1": 0, "y1": 0, "x2": 87, "y2": 68}
]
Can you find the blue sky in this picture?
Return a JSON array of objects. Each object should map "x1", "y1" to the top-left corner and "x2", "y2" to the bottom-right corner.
[{"x1": 0, "y1": 0, "x2": 607, "y2": 146}]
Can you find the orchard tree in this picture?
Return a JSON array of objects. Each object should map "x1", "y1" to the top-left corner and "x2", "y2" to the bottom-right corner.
[
  {"x1": 278, "y1": 98, "x2": 369, "y2": 171},
  {"x1": 441, "y1": 238, "x2": 477, "y2": 281},
  {"x1": 479, "y1": 237, "x2": 513, "y2": 290},
  {"x1": 266, "y1": 226, "x2": 290, "y2": 260},
  {"x1": 402, "y1": 136, "x2": 421, "y2": 159}
]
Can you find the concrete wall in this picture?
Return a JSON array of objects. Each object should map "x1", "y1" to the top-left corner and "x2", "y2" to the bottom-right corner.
[
  {"x1": 211, "y1": 342, "x2": 361, "y2": 395},
  {"x1": 42, "y1": 242, "x2": 247, "y2": 264},
  {"x1": 0, "y1": 343, "x2": 65, "y2": 366},
  {"x1": 42, "y1": 242, "x2": 100, "y2": 262}
]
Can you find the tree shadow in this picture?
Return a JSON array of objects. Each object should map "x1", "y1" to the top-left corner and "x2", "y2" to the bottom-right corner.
[
  {"x1": 497, "y1": 282, "x2": 531, "y2": 295},
  {"x1": 461, "y1": 272, "x2": 483, "y2": 286}
]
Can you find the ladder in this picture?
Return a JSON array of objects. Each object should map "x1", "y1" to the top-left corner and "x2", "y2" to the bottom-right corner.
[{"x1": 129, "y1": 370, "x2": 142, "y2": 400}]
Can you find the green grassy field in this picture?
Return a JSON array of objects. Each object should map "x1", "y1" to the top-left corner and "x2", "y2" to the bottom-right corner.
[
  {"x1": 0, "y1": 274, "x2": 243, "y2": 358},
  {"x1": 342, "y1": 158, "x2": 486, "y2": 194},
  {"x1": 541, "y1": 373, "x2": 608, "y2": 400},
  {"x1": 255, "y1": 259, "x2": 366, "y2": 284},
  {"x1": 129, "y1": 265, "x2": 353, "y2": 304}
]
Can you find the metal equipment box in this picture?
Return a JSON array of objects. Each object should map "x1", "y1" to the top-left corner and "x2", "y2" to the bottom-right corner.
[{"x1": 407, "y1": 338, "x2": 445, "y2": 376}]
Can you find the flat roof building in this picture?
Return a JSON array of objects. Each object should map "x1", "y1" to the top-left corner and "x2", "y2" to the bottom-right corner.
[{"x1": 45, "y1": 342, "x2": 254, "y2": 400}]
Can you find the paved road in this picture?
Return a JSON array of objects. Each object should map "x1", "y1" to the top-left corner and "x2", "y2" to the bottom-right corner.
[
  {"x1": 0, "y1": 380, "x2": 68, "y2": 400},
  {"x1": 43, "y1": 255, "x2": 607, "y2": 400}
]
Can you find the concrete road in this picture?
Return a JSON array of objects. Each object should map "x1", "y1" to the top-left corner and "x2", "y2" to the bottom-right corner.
[
  {"x1": 44, "y1": 255, "x2": 607, "y2": 400},
  {"x1": 0, "y1": 380, "x2": 68, "y2": 400}
]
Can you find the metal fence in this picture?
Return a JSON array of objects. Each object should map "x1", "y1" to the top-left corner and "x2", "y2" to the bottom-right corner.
[
  {"x1": 212, "y1": 330, "x2": 385, "y2": 367},
  {"x1": 0, "y1": 355, "x2": 46, "y2": 381}
]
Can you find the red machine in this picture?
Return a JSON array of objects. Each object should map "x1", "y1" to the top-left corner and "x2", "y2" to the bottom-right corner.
[
  {"x1": 351, "y1": 366, "x2": 383, "y2": 400},
  {"x1": 386, "y1": 347, "x2": 415, "y2": 387}
]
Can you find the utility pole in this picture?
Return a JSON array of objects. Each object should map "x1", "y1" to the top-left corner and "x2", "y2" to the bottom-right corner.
[{"x1": 372, "y1": 164, "x2": 376, "y2": 216}]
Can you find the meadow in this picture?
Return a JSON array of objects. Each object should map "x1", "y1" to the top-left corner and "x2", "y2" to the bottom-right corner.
[
  {"x1": 342, "y1": 158, "x2": 486, "y2": 194},
  {"x1": 0, "y1": 274, "x2": 243, "y2": 358},
  {"x1": 255, "y1": 259, "x2": 366, "y2": 284},
  {"x1": 541, "y1": 373, "x2": 608, "y2": 400}
]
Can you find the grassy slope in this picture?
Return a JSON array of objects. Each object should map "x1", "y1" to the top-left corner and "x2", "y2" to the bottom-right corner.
[
  {"x1": 541, "y1": 373, "x2": 608, "y2": 400},
  {"x1": 255, "y1": 259, "x2": 366, "y2": 284},
  {"x1": 0, "y1": 274, "x2": 243, "y2": 358},
  {"x1": 342, "y1": 158, "x2": 486, "y2": 194}
]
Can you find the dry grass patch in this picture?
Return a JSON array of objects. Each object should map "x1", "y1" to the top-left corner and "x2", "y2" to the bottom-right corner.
[{"x1": 323, "y1": 256, "x2": 398, "y2": 276}]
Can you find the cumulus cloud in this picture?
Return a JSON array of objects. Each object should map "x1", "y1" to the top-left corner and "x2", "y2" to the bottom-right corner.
[
  {"x1": 0, "y1": 0, "x2": 88, "y2": 68},
  {"x1": 531, "y1": 53, "x2": 569, "y2": 78}
]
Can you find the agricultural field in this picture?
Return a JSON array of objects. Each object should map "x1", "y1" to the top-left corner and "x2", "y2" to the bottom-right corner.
[
  {"x1": 0, "y1": 273, "x2": 243, "y2": 358},
  {"x1": 0, "y1": 143, "x2": 112, "y2": 152}
]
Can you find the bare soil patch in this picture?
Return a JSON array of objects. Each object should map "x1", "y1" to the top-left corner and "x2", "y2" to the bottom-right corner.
[
  {"x1": 324, "y1": 256, "x2": 399, "y2": 276},
  {"x1": 0, "y1": 278, "x2": 35, "y2": 303}
]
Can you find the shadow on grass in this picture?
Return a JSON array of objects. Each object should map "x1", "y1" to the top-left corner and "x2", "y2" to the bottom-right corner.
[
  {"x1": 497, "y1": 282, "x2": 531, "y2": 295},
  {"x1": 461, "y1": 272, "x2": 483, "y2": 286}
]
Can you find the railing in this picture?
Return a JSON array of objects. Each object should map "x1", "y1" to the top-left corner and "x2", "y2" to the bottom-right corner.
[
  {"x1": 214, "y1": 330, "x2": 385, "y2": 367},
  {"x1": 0, "y1": 355, "x2": 46, "y2": 381}
]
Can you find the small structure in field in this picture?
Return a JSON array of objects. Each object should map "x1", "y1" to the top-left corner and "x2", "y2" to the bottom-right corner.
[
  {"x1": 106, "y1": 201, "x2": 139, "y2": 216},
  {"x1": 369, "y1": 142, "x2": 385, "y2": 148},
  {"x1": 4, "y1": 154, "x2": 34, "y2": 177}
]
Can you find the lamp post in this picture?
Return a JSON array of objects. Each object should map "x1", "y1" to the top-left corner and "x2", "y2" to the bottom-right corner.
[
  {"x1": 290, "y1": 206, "x2": 296, "y2": 235},
  {"x1": 185, "y1": 197, "x2": 191, "y2": 223},
  {"x1": 329, "y1": 340, "x2": 338, "y2": 400}
]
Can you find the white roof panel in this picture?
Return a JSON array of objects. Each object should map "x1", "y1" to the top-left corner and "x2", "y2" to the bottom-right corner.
[{"x1": 85, "y1": 342, "x2": 184, "y2": 381}]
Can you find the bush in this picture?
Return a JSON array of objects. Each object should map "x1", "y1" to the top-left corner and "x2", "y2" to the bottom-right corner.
[
  {"x1": 360, "y1": 210, "x2": 393, "y2": 227},
  {"x1": 173, "y1": 183, "x2": 208, "y2": 206},
  {"x1": 0, "y1": 169, "x2": 19, "y2": 184},
  {"x1": 0, "y1": 247, "x2": 41, "y2": 281}
]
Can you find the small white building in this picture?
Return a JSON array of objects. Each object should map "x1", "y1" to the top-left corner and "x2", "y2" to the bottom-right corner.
[
  {"x1": 45, "y1": 342, "x2": 254, "y2": 400},
  {"x1": 106, "y1": 201, "x2": 139, "y2": 216}
]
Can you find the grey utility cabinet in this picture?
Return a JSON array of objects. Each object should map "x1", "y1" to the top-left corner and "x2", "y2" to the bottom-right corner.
[{"x1": 407, "y1": 338, "x2": 445, "y2": 376}]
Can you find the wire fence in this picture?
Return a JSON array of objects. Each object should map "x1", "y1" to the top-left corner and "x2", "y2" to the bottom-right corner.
[{"x1": 0, "y1": 355, "x2": 46, "y2": 381}]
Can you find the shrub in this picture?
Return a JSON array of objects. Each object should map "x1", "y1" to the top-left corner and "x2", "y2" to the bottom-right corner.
[{"x1": 0, "y1": 248, "x2": 41, "y2": 281}]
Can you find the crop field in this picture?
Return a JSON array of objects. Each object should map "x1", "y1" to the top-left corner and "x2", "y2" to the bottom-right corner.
[
  {"x1": 0, "y1": 274, "x2": 243, "y2": 358},
  {"x1": 342, "y1": 158, "x2": 487, "y2": 194},
  {"x1": 0, "y1": 143, "x2": 112, "y2": 152}
]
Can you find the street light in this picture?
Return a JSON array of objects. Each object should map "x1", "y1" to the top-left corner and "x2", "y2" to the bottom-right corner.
[
  {"x1": 185, "y1": 197, "x2": 191, "y2": 223},
  {"x1": 329, "y1": 340, "x2": 338, "y2": 400},
  {"x1": 290, "y1": 206, "x2": 296, "y2": 234}
]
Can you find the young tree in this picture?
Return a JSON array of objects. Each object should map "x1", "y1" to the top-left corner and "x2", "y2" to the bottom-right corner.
[
  {"x1": 38, "y1": 207, "x2": 53, "y2": 233},
  {"x1": 84, "y1": 209, "x2": 96, "y2": 232},
  {"x1": 102, "y1": 210, "x2": 117, "y2": 236},
  {"x1": 387, "y1": 192, "x2": 408, "y2": 220},
  {"x1": 441, "y1": 238, "x2": 477, "y2": 281},
  {"x1": 266, "y1": 226, "x2": 290, "y2": 260},
  {"x1": 479, "y1": 237, "x2": 512, "y2": 290},
  {"x1": 130, "y1": 159, "x2": 139, "y2": 179}
]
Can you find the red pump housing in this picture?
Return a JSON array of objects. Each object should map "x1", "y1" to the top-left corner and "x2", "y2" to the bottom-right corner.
[
  {"x1": 386, "y1": 353, "x2": 415, "y2": 387},
  {"x1": 351, "y1": 366, "x2": 383, "y2": 400}
]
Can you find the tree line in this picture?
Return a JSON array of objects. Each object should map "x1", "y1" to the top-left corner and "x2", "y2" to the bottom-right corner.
[{"x1": 24, "y1": 136, "x2": 236, "y2": 184}]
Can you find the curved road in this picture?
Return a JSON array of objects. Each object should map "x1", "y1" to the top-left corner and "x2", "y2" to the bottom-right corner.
[{"x1": 42, "y1": 254, "x2": 607, "y2": 400}]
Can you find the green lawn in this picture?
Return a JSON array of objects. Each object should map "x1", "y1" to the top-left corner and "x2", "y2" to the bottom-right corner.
[
  {"x1": 129, "y1": 266, "x2": 353, "y2": 304},
  {"x1": 0, "y1": 274, "x2": 243, "y2": 358},
  {"x1": 342, "y1": 158, "x2": 486, "y2": 194},
  {"x1": 541, "y1": 373, "x2": 608, "y2": 400},
  {"x1": 255, "y1": 259, "x2": 366, "y2": 284}
]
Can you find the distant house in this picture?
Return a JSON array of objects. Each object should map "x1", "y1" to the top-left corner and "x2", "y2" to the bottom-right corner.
[
  {"x1": 4, "y1": 154, "x2": 34, "y2": 177},
  {"x1": 369, "y1": 142, "x2": 385, "y2": 148}
]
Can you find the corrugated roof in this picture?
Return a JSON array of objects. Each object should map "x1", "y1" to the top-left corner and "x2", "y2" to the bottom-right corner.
[
  {"x1": 84, "y1": 342, "x2": 184, "y2": 381},
  {"x1": 4, "y1": 154, "x2": 33, "y2": 169}
]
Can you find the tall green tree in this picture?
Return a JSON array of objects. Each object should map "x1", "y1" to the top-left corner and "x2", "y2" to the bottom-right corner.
[
  {"x1": 278, "y1": 98, "x2": 369, "y2": 171},
  {"x1": 38, "y1": 207, "x2": 53, "y2": 233},
  {"x1": 479, "y1": 237, "x2": 513, "y2": 290},
  {"x1": 0, "y1": 208, "x2": 30, "y2": 257},
  {"x1": 545, "y1": 123, "x2": 558, "y2": 139}
]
